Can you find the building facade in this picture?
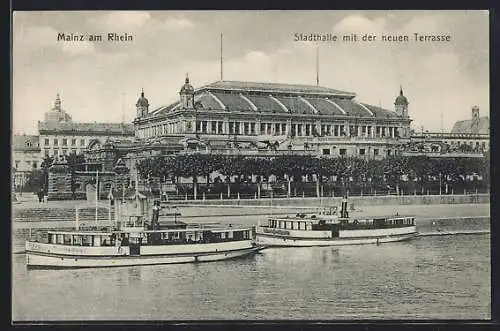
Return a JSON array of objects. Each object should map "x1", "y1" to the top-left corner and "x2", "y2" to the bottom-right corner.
[
  {"x1": 133, "y1": 77, "x2": 412, "y2": 160},
  {"x1": 403, "y1": 106, "x2": 489, "y2": 158},
  {"x1": 38, "y1": 94, "x2": 135, "y2": 159},
  {"x1": 12, "y1": 134, "x2": 41, "y2": 187}
]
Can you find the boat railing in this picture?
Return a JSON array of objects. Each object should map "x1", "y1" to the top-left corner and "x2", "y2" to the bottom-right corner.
[{"x1": 75, "y1": 203, "x2": 114, "y2": 230}]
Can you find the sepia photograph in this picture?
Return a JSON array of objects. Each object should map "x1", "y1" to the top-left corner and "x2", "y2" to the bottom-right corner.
[{"x1": 12, "y1": 10, "x2": 490, "y2": 321}]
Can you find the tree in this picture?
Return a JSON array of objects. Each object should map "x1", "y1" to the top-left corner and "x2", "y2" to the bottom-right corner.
[
  {"x1": 22, "y1": 169, "x2": 45, "y2": 192},
  {"x1": 383, "y1": 156, "x2": 408, "y2": 195}
]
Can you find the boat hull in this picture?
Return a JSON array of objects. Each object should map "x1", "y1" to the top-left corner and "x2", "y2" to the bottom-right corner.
[
  {"x1": 25, "y1": 241, "x2": 265, "y2": 269},
  {"x1": 255, "y1": 226, "x2": 418, "y2": 247}
]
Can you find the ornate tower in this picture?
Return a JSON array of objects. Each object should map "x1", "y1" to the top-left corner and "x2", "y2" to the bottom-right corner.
[
  {"x1": 471, "y1": 105, "x2": 480, "y2": 132},
  {"x1": 44, "y1": 93, "x2": 72, "y2": 122},
  {"x1": 394, "y1": 86, "x2": 409, "y2": 118},
  {"x1": 472, "y1": 105, "x2": 480, "y2": 120},
  {"x1": 136, "y1": 89, "x2": 149, "y2": 118},
  {"x1": 179, "y1": 74, "x2": 195, "y2": 109},
  {"x1": 54, "y1": 93, "x2": 62, "y2": 111}
]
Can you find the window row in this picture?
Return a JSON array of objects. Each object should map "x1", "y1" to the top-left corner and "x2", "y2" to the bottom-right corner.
[{"x1": 44, "y1": 138, "x2": 86, "y2": 147}]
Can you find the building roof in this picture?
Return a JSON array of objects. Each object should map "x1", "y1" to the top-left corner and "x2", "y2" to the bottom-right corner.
[
  {"x1": 149, "y1": 80, "x2": 401, "y2": 119},
  {"x1": 13, "y1": 134, "x2": 40, "y2": 151},
  {"x1": 198, "y1": 80, "x2": 357, "y2": 98},
  {"x1": 38, "y1": 121, "x2": 135, "y2": 135},
  {"x1": 450, "y1": 117, "x2": 489, "y2": 135}
]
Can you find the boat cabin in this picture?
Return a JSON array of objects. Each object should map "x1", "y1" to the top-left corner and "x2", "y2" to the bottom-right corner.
[
  {"x1": 264, "y1": 214, "x2": 415, "y2": 232},
  {"x1": 43, "y1": 226, "x2": 254, "y2": 248}
]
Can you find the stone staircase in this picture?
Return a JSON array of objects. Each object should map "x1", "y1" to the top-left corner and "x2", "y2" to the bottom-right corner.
[{"x1": 13, "y1": 206, "x2": 116, "y2": 222}]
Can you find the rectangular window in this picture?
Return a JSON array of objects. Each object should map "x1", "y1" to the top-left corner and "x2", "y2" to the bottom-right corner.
[
  {"x1": 281, "y1": 123, "x2": 286, "y2": 134},
  {"x1": 321, "y1": 125, "x2": 326, "y2": 135},
  {"x1": 211, "y1": 121, "x2": 217, "y2": 134},
  {"x1": 71, "y1": 139, "x2": 76, "y2": 146},
  {"x1": 260, "y1": 123, "x2": 266, "y2": 133},
  {"x1": 305, "y1": 124, "x2": 310, "y2": 136},
  {"x1": 44, "y1": 149, "x2": 50, "y2": 156},
  {"x1": 202, "y1": 121, "x2": 207, "y2": 133},
  {"x1": 374, "y1": 149, "x2": 379, "y2": 156},
  {"x1": 297, "y1": 124, "x2": 302, "y2": 136},
  {"x1": 250, "y1": 123, "x2": 256, "y2": 135},
  {"x1": 54, "y1": 150, "x2": 59, "y2": 156},
  {"x1": 229, "y1": 122, "x2": 234, "y2": 134},
  {"x1": 359, "y1": 149, "x2": 365, "y2": 155},
  {"x1": 322, "y1": 148, "x2": 330, "y2": 155},
  {"x1": 218, "y1": 121, "x2": 224, "y2": 134},
  {"x1": 234, "y1": 122, "x2": 240, "y2": 134},
  {"x1": 275, "y1": 123, "x2": 280, "y2": 135},
  {"x1": 339, "y1": 148, "x2": 346, "y2": 156},
  {"x1": 80, "y1": 139, "x2": 85, "y2": 146},
  {"x1": 53, "y1": 139, "x2": 58, "y2": 146},
  {"x1": 291, "y1": 124, "x2": 296, "y2": 136},
  {"x1": 244, "y1": 122, "x2": 250, "y2": 135},
  {"x1": 44, "y1": 138, "x2": 49, "y2": 145},
  {"x1": 62, "y1": 139, "x2": 67, "y2": 146}
]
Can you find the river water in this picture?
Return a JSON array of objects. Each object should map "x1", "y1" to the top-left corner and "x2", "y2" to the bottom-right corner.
[{"x1": 12, "y1": 214, "x2": 490, "y2": 321}]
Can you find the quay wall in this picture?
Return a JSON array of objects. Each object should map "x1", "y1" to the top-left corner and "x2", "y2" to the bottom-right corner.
[{"x1": 167, "y1": 194, "x2": 490, "y2": 207}]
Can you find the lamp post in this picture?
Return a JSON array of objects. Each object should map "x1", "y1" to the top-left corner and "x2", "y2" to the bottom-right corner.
[{"x1": 439, "y1": 172, "x2": 442, "y2": 196}]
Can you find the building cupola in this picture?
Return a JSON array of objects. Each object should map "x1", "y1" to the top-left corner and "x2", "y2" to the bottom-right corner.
[
  {"x1": 394, "y1": 85, "x2": 409, "y2": 119},
  {"x1": 136, "y1": 89, "x2": 149, "y2": 118},
  {"x1": 179, "y1": 74, "x2": 195, "y2": 109},
  {"x1": 394, "y1": 86, "x2": 408, "y2": 106},
  {"x1": 44, "y1": 93, "x2": 72, "y2": 123}
]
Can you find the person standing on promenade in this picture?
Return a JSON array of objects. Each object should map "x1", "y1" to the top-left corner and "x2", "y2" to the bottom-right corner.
[{"x1": 37, "y1": 188, "x2": 44, "y2": 203}]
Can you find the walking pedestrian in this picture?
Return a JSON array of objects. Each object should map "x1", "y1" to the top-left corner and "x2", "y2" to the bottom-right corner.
[{"x1": 37, "y1": 188, "x2": 44, "y2": 203}]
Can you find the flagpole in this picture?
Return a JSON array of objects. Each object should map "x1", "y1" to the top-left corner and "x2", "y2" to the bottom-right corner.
[{"x1": 95, "y1": 170, "x2": 99, "y2": 225}]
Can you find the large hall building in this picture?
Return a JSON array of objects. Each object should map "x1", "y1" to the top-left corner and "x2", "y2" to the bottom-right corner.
[{"x1": 132, "y1": 76, "x2": 411, "y2": 161}]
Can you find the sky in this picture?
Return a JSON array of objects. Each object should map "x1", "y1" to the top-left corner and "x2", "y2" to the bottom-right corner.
[{"x1": 12, "y1": 10, "x2": 489, "y2": 135}]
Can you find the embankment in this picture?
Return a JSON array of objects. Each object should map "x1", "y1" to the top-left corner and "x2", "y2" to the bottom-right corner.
[{"x1": 168, "y1": 194, "x2": 489, "y2": 207}]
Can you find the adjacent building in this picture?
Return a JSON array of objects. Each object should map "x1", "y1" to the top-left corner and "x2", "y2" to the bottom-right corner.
[
  {"x1": 12, "y1": 94, "x2": 136, "y2": 190},
  {"x1": 38, "y1": 94, "x2": 135, "y2": 159},
  {"x1": 12, "y1": 134, "x2": 41, "y2": 188},
  {"x1": 402, "y1": 106, "x2": 489, "y2": 157}
]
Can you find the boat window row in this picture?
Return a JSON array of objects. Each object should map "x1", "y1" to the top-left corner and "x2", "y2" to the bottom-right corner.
[
  {"x1": 268, "y1": 219, "x2": 313, "y2": 231},
  {"x1": 46, "y1": 229, "x2": 253, "y2": 247},
  {"x1": 340, "y1": 217, "x2": 415, "y2": 229}
]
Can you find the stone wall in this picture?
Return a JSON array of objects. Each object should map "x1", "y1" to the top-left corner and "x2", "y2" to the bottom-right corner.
[{"x1": 168, "y1": 194, "x2": 490, "y2": 207}]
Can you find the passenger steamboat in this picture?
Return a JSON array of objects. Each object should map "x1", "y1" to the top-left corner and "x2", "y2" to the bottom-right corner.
[
  {"x1": 25, "y1": 174, "x2": 264, "y2": 268},
  {"x1": 255, "y1": 196, "x2": 418, "y2": 247}
]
